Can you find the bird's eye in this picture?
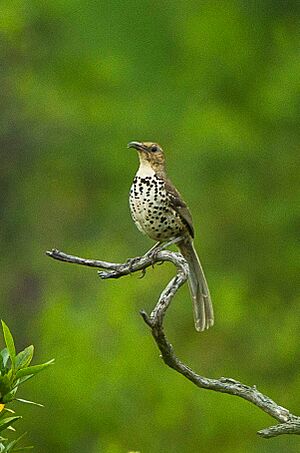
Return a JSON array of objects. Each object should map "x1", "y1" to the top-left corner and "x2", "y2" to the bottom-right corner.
[{"x1": 151, "y1": 145, "x2": 158, "y2": 152}]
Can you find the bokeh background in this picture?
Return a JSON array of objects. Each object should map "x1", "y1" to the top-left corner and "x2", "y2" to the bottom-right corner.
[{"x1": 1, "y1": 1, "x2": 299, "y2": 452}]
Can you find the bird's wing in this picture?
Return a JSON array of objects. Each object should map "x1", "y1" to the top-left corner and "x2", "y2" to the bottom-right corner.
[{"x1": 164, "y1": 178, "x2": 194, "y2": 238}]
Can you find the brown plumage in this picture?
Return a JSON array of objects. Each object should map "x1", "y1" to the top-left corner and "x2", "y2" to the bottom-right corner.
[{"x1": 127, "y1": 141, "x2": 214, "y2": 331}]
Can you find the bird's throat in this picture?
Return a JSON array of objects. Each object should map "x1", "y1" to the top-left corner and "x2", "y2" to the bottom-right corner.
[{"x1": 136, "y1": 159, "x2": 156, "y2": 177}]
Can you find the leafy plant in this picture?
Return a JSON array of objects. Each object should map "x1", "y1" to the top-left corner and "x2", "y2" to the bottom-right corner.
[{"x1": 0, "y1": 321, "x2": 54, "y2": 451}]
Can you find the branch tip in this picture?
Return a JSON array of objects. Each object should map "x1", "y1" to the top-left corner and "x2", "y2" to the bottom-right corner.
[{"x1": 139, "y1": 310, "x2": 152, "y2": 327}]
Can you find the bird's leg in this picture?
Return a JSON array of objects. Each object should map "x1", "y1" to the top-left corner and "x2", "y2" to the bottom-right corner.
[
  {"x1": 136, "y1": 242, "x2": 162, "y2": 278},
  {"x1": 139, "y1": 236, "x2": 186, "y2": 278},
  {"x1": 126, "y1": 243, "x2": 161, "y2": 279},
  {"x1": 145, "y1": 236, "x2": 184, "y2": 257},
  {"x1": 146, "y1": 242, "x2": 165, "y2": 266},
  {"x1": 154, "y1": 236, "x2": 185, "y2": 266},
  {"x1": 145, "y1": 242, "x2": 162, "y2": 256},
  {"x1": 146, "y1": 236, "x2": 185, "y2": 268},
  {"x1": 159, "y1": 236, "x2": 185, "y2": 250}
]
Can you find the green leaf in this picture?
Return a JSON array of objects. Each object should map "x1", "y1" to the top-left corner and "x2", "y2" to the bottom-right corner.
[
  {"x1": 0, "y1": 414, "x2": 12, "y2": 426},
  {"x1": 2, "y1": 432, "x2": 32, "y2": 452},
  {"x1": 0, "y1": 376, "x2": 12, "y2": 401},
  {"x1": 11, "y1": 376, "x2": 33, "y2": 393},
  {"x1": 1, "y1": 323, "x2": 16, "y2": 370},
  {"x1": 15, "y1": 359, "x2": 54, "y2": 379},
  {"x1": 1, "y1": 409, "x2": 14, "y2": 416},
  {"x1": 0, "y1": 350, "x2": 9, "y2": 372},
  {"x1": 15, "y1": 347, "x2": 34, "y2": 372},
  {"x1": 15, "y1": 398, "x2": 43, "y2": 408},
  {"x1": 2, "y1": 388, "x2": 17, "y2": 404},
  {"x1": 0, "y1": 417, "x2": 21, "y2": 434},
  {"x1": 15, "y1": 377, "x2": 31, "y2": 387},
  {"x1": 12, "y1": 448, "x2": 33, "y2": 452}
]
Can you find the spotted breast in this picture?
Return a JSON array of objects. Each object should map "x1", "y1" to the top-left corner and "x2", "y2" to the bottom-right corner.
[{"x1": 129, "y1": 172, "x2": 184, "y2": 242}]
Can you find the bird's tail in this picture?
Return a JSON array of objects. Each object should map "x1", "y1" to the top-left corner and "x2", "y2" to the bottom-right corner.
[{"x1": 178, "y1": 239, "x2": 214, "y2": 332}]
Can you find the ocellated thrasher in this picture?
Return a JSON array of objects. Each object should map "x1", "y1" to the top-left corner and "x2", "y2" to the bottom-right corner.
[{"x1": 127, "y1": 141, "x2": 214, "y2": 332}]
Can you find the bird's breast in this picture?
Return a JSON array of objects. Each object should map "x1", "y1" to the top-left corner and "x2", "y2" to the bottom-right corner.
[{"x1": 129, "y1": 174, "x2": 183, "y2": 241}]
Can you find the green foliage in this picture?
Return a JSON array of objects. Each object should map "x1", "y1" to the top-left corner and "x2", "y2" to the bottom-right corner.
[
  {"x1": 0, "y1": 322, "x2": 54, "y2": 451},
  {"x1": 0, "y1": 432, "x2": 33, "y2": 453}
]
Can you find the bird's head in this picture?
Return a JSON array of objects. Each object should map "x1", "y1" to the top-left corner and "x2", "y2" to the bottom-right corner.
[{"x1": 127, "y1": 141, "x2": 166, "y2": 174}]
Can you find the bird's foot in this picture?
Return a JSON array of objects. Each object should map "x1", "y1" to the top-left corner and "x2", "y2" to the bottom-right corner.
[
  {"x1": 138, "y1": 268, "x2": 147, "y2": 279},
  {"x1": 126, "y1": 256, "x2": 141, "y2": 273},
  {"x1": 126, "y1": 257, "x2": 147, "y2": 278},
  {"x1": 148, "y1": 248, "x2": 163, "y2": 269}
]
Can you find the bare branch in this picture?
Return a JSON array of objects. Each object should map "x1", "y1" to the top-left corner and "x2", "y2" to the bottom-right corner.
[{"x1": 46, "y1": 247, "x2": 300, "y2": 438}]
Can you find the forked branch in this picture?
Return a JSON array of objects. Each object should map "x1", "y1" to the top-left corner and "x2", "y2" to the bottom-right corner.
[{"x1": 46, "y1": 248, "x2": 300, "y2": 438}]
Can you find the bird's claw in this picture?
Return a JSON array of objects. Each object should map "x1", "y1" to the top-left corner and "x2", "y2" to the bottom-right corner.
[
  {"x1": 126, "y1": 249, "x2": 163, "y2": 279},
  {"x1": 148, "y1": 248, "x2": 161, "y2": 268},
  {"x1": 139, "y1": 268, "x2": 147, "y2": 279},
  {"x1": 126, "y1": 257, "x2": 140, "y2": 273}
]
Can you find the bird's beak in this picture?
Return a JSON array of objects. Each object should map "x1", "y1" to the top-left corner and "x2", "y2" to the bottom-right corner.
[{"x1": 127, "y1": 141, "x2": 146, "y2": 152}]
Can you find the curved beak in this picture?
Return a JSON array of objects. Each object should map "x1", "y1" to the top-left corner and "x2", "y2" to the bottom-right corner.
[{"x1": 127, "y1": 141, "x2": 146, "y2": 152}]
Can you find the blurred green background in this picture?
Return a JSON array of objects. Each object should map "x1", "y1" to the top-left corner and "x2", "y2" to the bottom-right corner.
[{"x1": 1, "y1": 0, "x2": 299, "y2": 452}]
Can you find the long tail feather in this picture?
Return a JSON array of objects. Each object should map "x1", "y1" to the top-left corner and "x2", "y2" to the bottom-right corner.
[{"x1": 178, "y1": 239, "x2": 214, "y2": 331}]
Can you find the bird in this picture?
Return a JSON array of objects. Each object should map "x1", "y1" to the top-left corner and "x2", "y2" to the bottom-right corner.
[{"x1": 127, "y1": 141, "x2": 214, "y2": 331}]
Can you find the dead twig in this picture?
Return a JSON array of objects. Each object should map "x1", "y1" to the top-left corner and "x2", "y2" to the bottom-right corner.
[{"x1": 46, "y1": 247, "x2": 300, "y2": 438}]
